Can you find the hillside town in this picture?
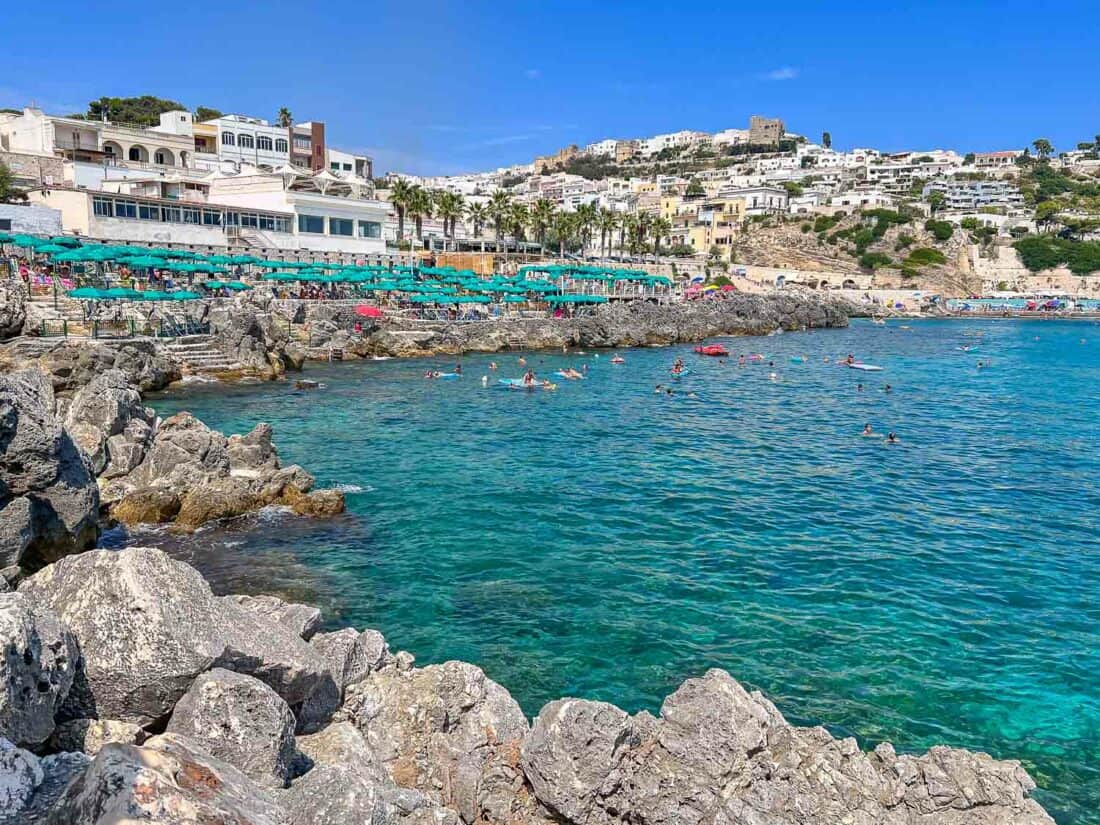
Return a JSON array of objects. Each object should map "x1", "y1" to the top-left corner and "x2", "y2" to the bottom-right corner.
[{"x1": 2, "y1": 99, "x2": 1100, "y2": 303}]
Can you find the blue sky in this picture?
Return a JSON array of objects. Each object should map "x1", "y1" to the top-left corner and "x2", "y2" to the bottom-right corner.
[{"x1": 2, "y1": 1, "x2": 1098, "y2": 175}]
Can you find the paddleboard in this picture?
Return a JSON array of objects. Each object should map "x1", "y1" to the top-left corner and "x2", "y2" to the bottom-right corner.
[{"x1": 848, "y1": 363, "x2": 883, "y2": 372}]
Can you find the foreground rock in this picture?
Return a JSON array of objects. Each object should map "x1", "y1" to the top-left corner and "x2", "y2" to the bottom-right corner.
[
  {"x1": 0, "y1": 281, "x2": 26, "y2": 341},
  {"x1": 104, "y1": 415, "x2": 344, "y2": 529},
  {"x1": 0, "y1": 593, "x2": 79, "y2": 748},
  {"x1": 0, "y1": 337, "x2": 180, "y2": 395},
  {"x1": 520, "y1": 669, "x2": 1052, "y2": 825},
  {"x1": 19, "y1": 547, "x2": 339, "y2": 729},
  {"x1": 228, "y1": 594, "x2": 323, "y2": 641},
  {"x1": 166, "y1": 668, "x2": 297, "y2": 787},
  {"x1": 63, "y1": 369, "x2": 155, "y2": 478},
  {"x1": 0, "y1": 370, "x2": 99, "y2": 579}
]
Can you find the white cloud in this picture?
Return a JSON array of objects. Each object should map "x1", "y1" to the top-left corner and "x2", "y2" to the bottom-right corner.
[
  {"x1": 459, "y1": 134, "x2": 537, "y2": 150},
  {"x1": 524, "y1": 68, "x2": 542, "y2": 80},
  {"x1": 763, "y1": 66, "x2": 799, "y2": 81}
]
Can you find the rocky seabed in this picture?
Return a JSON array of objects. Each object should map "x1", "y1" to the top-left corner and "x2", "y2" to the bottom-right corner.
[{"x1": 0, "y1": 286, "x2": 1054, "y2": 823}]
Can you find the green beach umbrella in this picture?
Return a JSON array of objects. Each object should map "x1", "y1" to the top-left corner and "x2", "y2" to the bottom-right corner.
[
  {"x1": 103, "y1": 287, "x2": 143, "y2": 299},
  {"x1": 225, "y1": 281, "x2": 252, "y2": 290},
  {"x1": 139, "y1": 291, "x2": 174, "y2": 301},
  {"x1": 69, "y1": 287, "x2": 109, "y2": 299},
  {"x1": 170, "y1": 291, "x2": 201, "y2": 300},
  {"x1": 48, "y1": 236, "x2": 82, "y2": 248}
]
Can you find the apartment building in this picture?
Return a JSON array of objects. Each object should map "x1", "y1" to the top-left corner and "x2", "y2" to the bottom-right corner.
[
  {"x1": 922, "y1": 179, "x2": 1025, "y2": 212},
  {"x1": 973, "y1": 151, "x2": 1022, "y2": 169},
  {"x1": 719, "y1": 185, "x2": 788, "y2": 215}
]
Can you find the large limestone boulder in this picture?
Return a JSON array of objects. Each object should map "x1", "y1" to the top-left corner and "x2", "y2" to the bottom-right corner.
[
  {"x1": 309, "y1": 627, "x2": 393, "y2": 696},
  {"x1": 295, "y1": 721, "x2": 388, "y2": 785},
  {"x1": 0, "y1": 281, "x2": 26, "y2": 341},
  {"x1": 166, "y1": 669, "x2": 296, "y2": 788},
  {"x1": 43, "y1": 733, "x2": 286, "y2": 825},
  {"x1": 337, "y1": 660, "x2": 529, "y2": 813},
  {"x1": 18, "y1": 751, "x2": 90, "y2": 824},
  {"x1": 48, "y1": 718, "x2": 146, "y2": 756},
  {"x1": 63, "y1": 369, "x2": 154, "y2": 478},
  {"x1": 0, "y1": 370, "x2": 99, "y2": 576},
  {"x1": 0, "y1": 338, "x2": 180, "y2": 395},
  {"x1": 519, "y1": 669, "x2": 1053, "y2": 825},
  {"x1": 0, "y1": 735, "x2": 42, "y2": 822},
  {"x1": 227, "y1": 594, "x2": 323, "y2": 641},
  {"x1": 19, "y1": 548, "x2": 338, "y2": 729},
  {"x1": 0, "y1": 593, "x2": 79, "y2": 748}
]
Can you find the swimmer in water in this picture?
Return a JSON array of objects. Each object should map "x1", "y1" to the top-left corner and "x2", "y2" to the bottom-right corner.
[
  {"x1": 884, "y1": 384, "x2": 892, "y2": 393},
  {"x1": 862, "y1": 423, "x2": 874, "y2": 437},
  {"x1": 562, "y1": 344, "x2": 568, "y2": 354},
  {"x1": 738, "y1": 354, "x2": 746, "y2": 366},
  {"x1": 857, "y1": 383, "x2": 864, "y2": 392},
  {"x1": 489, "y1": 362, "x2": 498, "y2": 371},
  {"x1": 769, "y1": 372, "x2": 778, "y2": 381},
  {"x1": 654, "y1": 384, "x2": 663, "y2": 393},
  {"x1": 666, "y1": 388, "x2": 674, "y2": 396},
  {"x1": 687, "y1": 392, "x2": 698, "y2": 399},
  {"x1": 582, "y1": 364, "x2": 589, "y2": 374},
  {"x1": 886, "y1": 432, "x2": 899, "y2": 444},
  {"x1": 518, "y1": 357, "x2": 527, "y2": 366},
  {"x1": 846, "y1": 354, "x2": 855, "y2": 365},
  {"x1": 455, "y1": 364, "x2": 462, "y2": 375},
  {"x1": 977, "y1": 361, "x2": 984, "y2": 369}
]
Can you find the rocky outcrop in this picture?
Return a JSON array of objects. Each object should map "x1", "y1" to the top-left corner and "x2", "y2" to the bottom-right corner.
[
  {"x1": 166, "y1": 668, "x2": 297, "y2": 788},
  {"x1": 0, "y1": 593, "x2": 79, "y2": 749},
  {"x1": 18, "y1": 547, "x2": 339, "y2": 730},
  {"x1": 63, "y1": 369, "x2": 155, "y2": 478},
  {"x1": 359, "y1": 294, "x2": 851, "y2": 358},
  {"x1": 310, "y1": 627, "x2": 394, "y2": 698},
  {"x1": 104, "y1": 414, "x2": 344, "y2": 529},
  {"x1": 0, "y1": 370, "x2": 99, "y2": 579},
  {"x1": 208, "y1": 300, "x2": 303, "y2": 379},
  {"x1": 47, "y1": 718, "x2": 145, "y2": 756},
  {"x1": 0, "y1": 337, "x2": 180, "y2": 395},
  {"x1": 227, "y1": 594, "x2": 323, "y2": 641},
  {"x1": 0, "y1": 281, "x2": 26, "y2": 341}
]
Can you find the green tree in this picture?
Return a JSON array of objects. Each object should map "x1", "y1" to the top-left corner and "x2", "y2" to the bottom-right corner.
[
  {"x1": 1034, "y1": 200, "x2": 1061, "y2": 232},
  {"x1": 926, "y1": 190, "x2": 946, "y2": 214},
  {"x1": 651, "y1": 217, "x2": 672, "y2": 257},
  {"x1": 405, "y1": 186, "x2": 432, "y2": 242},
  {"x1": 508, "y1": 202, "x2": 530, "y2": 245},
  {"x1": 0, "y1": 161, "x2": 28, "y2": 203},
  {"x1": 389, "y1": 178, "x2": 415, "y2": 242},
  {"x1": 465, "y1": 202, "x2": 489, "y2": 251},
  {"x1": 783, "y1": 181, "x2": 804, "y2": 197},
  {"x1": 963, "y1": 152, "x2": 975, "y2": 165},
  {"x1": 574, "y1": 203, "x2": 598, "y2": 252},
  {"x1": 596, "y1": 209, "x2": 619, "y2": 257},
  {"x1": 194, "y1": 106, "x2": 223, "y2": 122},
  {"x1": 434, "y1": 191, "x2": 465, "y2": 245},
  {"x1": 488, "y1": 191, "x2": 513, "y2": 251},
  {"x1": 86, "y1": 95, "x2": 186, "y2": 126},
  {"x1": 822, "y1": 131, "x2": 831, "y2": 149},
  {"x1": 529, "y1": 198, "x2": 556, "y2": 250},
  {"x1": 1032, "y1": 138, "x2": 1053, "y2": 160},
  {"x1": 685, "y1": 178, "x2": 705, "y2": 198},
  {"x1": 551, "y1": 211, "x2": 576, "y2": 258},
  {"x1": 276, "y1": 107, "x2": 293, "y2": 127}
]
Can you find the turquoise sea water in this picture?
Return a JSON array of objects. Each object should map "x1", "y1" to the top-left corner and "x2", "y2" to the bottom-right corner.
[{"x1": 136, "y1": 319, "x2": 1099, "y2": 823}]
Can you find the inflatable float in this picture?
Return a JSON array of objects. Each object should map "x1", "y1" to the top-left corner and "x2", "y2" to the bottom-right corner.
[
  {"x1": 554, "y1": 370, "x2": 584, "y2": 380},
  {"x1": 611, "y1": 356, "x2": 625, "y2": 364},
  {"x1": 847, "y1": 363, "x2": 883, "y2": 372},
  {"x1": 499, "y1": 378, "x2": 557, "y2": 391},
  {"x1": 694, "y1": 344, "x2": 730, "y2": 357}
]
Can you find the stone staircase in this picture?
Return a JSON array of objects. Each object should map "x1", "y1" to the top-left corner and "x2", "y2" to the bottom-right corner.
[
  {"x1": 158, "y1": 334, "x2": 242, "y2": 374},
  {"x1": 26, "y1": 291, "x2": 92, "y2": 336}
]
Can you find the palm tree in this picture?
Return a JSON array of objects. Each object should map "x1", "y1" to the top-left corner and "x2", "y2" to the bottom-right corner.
[
  {"x1": 651, "y1": 217, "x2": 672, "y2": 258},
  {"x1": 276, "y1": 107, "x2": 293, "y2": 127},
  {"x1": 530, "y1": 198, "x2": 556, "y2": 251},
  {"x1": 435, "y1": 191, "x2": 465, "y2": 248},
  {"x1": 389, "y1": 178, "x2": 415, "y2": 242},
  {"x1": 1032, "y1": 138, "x2": 1053, "y2": 160},
  {"x1": 465, "y1": 202, "x2": 489, "y2": 251},
  {"x1": 617, "y1": 213, "x2": 630, "y2": 256},
  {"x1": 596, "y1": 209, "x2": 619, "y2": 258},
  {"x1": 552, "y1": 211, "x2": 576, "y2": 259},
  {"x1": 508, "y1": 203, "x2": 530, "y2": 246},
  {"x1": 632, "y1": 212, "x2": 652, "y2": 257},
  {"x1": 488, "y1": 191, "x2": 512, "y2": 252},
  {"x1": 574, "y1": 203, "x2": 598, "y2": 255},
  {"x1": 406, "y1": 186, "x2": 433, "y2": 243}
]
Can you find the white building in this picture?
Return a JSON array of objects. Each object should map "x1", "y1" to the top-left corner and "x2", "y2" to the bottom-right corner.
[
  {"x1": 718, "y1": 185, "x2": 789, "y2": 215},
  {"x1": 584, "y1": 138, "x2": 618, "y2": 156},
  {"x1": 922, "y1": 179, "x2": 1025, "y2": 212},
  {"x1": 203, "y1": 115, "x2": 290, "y2": 170}
]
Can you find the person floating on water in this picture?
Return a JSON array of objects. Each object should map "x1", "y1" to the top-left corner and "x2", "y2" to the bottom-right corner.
[
  {"x1": 518, "y1": 357, "x2": 527, "y2": 366},
  {"x1": 977, "y1": 361, "x2": 984, "y2": 369},
  {"x1": 857, "y1": 383, "x2": 864, "y2": 392},
  {"x1": 862, "y1": 423, "x2": 875, "y2": 437},
  {"x1": 738, "y1": 354, "x2": 746, "y2": 366},
  {"x1": 671, "y1": 357, "x2": 685, "y2": 375},
  {"x1": 846, "y1": 354, "x2": 855, "y2": 365},
  {"x1": 654, "y1": 384, "x2": 663, "y2": 393},
  {"x1": 884, "y1": 384, "x2": 892, "y2": 393},
  {"x1": 455, "y1": 364, "x2": 462, "y2": 375},
  {"x1": 522, "y1": 369, "x2": 536, "y2": 387},
  {"x1": 886, "y1": 432, "x2": 899, "y2": 444},
  {"x1": 489, "y1": 361, "x2": 498, "y2": 371}
]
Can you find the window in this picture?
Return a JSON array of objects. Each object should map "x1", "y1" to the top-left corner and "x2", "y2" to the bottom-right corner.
[
  {"x1": 128, "y1": 147, "x2": 142, "y2": 161},
  {"x1": 358, "y1": 220, "x2": 381, "y2": 238},
  {"x1": 93, "y1": 197, "x2": 114, "y2": 218},
  {"x1": 221, "y1": 132, "x2": 236, "y2": 146},
  {"x1": 298, "y1": 214, "x2": 325, "y2": 234},
  {"x1": 294, "y1": 137, "x2": 311, "y2": 151},
  {"x1": 103, "y1": 144, "x2": 115, "y2": 158},
  {"x1": 274, "y1": 138, "x2": 288, "y2": 153},
  {"x1": 139, "y1": 204, "x2": 160, "y2": 221},
  {"x1": 259, "y1": 215, "x2": 276, "y2": 231},
  {"x1": 115, "y1": 200, "x2": 137, "y2": 219},
  {"x1": 163, "y1": 206, "x2": 181, "y2": 223},
  {"x1": 343, "y1": 163, "x2": 352, "y2": 171},
  {"x1": 240, "y1": 213, "x2": 258, "y2": 228},
  {"x1": 154, "y1": 150, "x2": 170, "y2": 165},
  {"x1": 202, "y1": 210, "x2": 222, "y2": 226},
  {"x1": 274, "y1": 216, "x2": 291, "y2": 233},
  {"x1": 330, "y1": 218, "x2": 354, "y2": 236},
  {"x1": 330, "y1": 163, "x2": 339, "y2": 171},
  {"x1": 257, "y1": 135, "x2": 273, "y2": 151},
  {"x1": 182, "y1": 208, "x2": 201, "y2": 224},
  {"x1": 238, "y1": 134, "x2": 255, "y2": 149}
]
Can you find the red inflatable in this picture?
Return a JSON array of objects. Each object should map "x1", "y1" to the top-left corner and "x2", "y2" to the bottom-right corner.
[{"x1": 694, "y1": 344, "x2": 730, "y2": 357}]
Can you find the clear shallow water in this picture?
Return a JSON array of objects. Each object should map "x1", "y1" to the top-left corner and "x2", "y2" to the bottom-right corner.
[{"x1": 137, "y1": 319, "x2": 1100, "y2": 823}]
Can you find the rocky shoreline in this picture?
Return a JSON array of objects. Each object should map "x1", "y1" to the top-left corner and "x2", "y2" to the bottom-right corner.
[{"x1": 0, "y1": 287, "x2": 1056, "y2": 823}]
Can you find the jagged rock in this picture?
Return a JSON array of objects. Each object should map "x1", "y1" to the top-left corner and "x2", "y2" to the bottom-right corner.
[
  {"x1": 227, "y1": 594, "x2": 323, "y2": 641},
  {"x1": 19, "y1": 548, "x2": 338, "y2": 728},
  {"x1": 43, "y1": 733, "x2": 285, "y2": 825},
  {"x1": 520, "y1": 699, "x2": 638, "y2": 823},
  {"x1": 295, "y1": 722, "x2": 388, "y2": 785},
  {"x1": 0, "y1": 736, "x2": 42, "y2": 823},
  {"x1": 122, "y1": 411, "x2": 230, "y2": 492},
  {"x1": 108, "y1": 487, "x2": 181, "y2": 525},
  {"x1": 174, "y1": 476, "x2": 263, "y2": 528},
  {"x1": 281, "y1": 485, "x2": 346, "y2": 518},
  {"x1": 337, "y1": 661, "x2": 529, "y2": 812},
  {"x1": 47, "y1": 718, "x2": 146, "y2": 756},
  {"x1": 0, "y1": 282, "x2": 26, "y2": 341},
  {"x1": 166, "y1": 669, "x2": 296, "y2": 788},
  {"x1": 19, "y1": 751, "x2": 90, "y2": 824},
  {"x1": 63, "y1": 369, "x2": 154, "y2": 477},
  {"x1": 0, "y1": 338, "x2": 180, "y2": 395},
  {"x1": 310, "y1": 627, "x2": 393, "y2": 697},
  {"x1": 0, "y1": 592, "x2": 79, "y2": 749},
  {"x1": 0, "y1": 370, "x2": 99, "y2": 575},
  {"x1": 208, "y1": 301, "x2": 295, "y2": 378},
  {"x1": 518, "y1": 669, "x2": 1052, "y2": 825},
  {"x1": 282, "y1": 763, "x2": 392, "y2": 825}
]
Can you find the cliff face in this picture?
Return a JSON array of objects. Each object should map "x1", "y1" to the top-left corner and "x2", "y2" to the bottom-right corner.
[{"x1": 1, "y1": 547, "x2": 1054, "y2": 824}]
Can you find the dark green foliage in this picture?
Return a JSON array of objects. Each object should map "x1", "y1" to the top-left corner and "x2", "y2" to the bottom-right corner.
[
  {"x1": 894, "y1": 233, "x2": 915, "y2": 250},
  {"x1": 858, "y1": 252, "x2": 892, "y2": 270},
  {"x1": 85, "y1": 95, "x2": 187, "y2": 125},
  {"x1": 924, "y1": 219, "x2": 954, "y2": 241},
  {"x1": 800, "y1": 223, "x2": 812, "y2": 233},
  {"x1": 813, "y1": 214, "x2": 841, "y2": 233},
  {"x1": 1014, "y1": 235, "x2": 1100, "y2": 275},
  {"x1": 667, "y1": 243, "x2": 696, "y2": 257},
  {"x1": 0, "y1": 161, "x2": 28, "y2": 202},
  {"x1": 905, "y1": 247, "x2": 947, "y2": 266},
  {"x1": 194, "y1": 106, "x2": 223, "y2": 122}
]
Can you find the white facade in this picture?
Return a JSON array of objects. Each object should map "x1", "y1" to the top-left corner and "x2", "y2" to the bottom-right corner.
[
  {"x1": 205, "y1": 115, "x2": 290, "y2": 170},
  {"x1": 584, "y1": 139, "x2": 618, "y2": 156},
  {"x1": 720, "y1": 185, "x2": 789, "y2": 215}
]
